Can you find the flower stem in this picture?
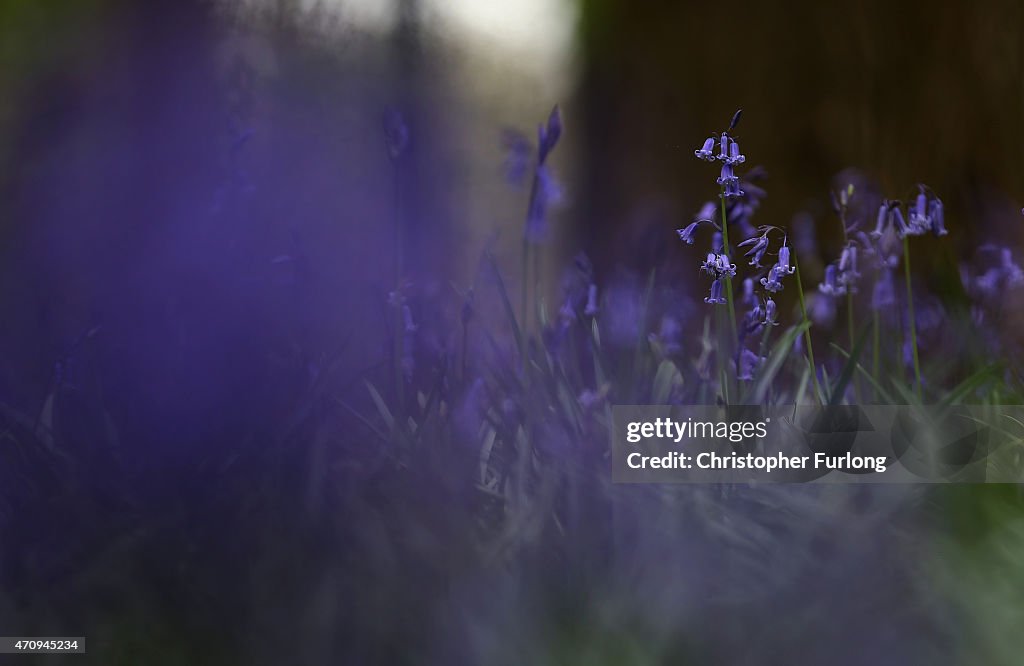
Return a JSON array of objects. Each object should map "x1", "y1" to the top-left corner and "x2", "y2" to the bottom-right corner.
[
  {"x1": 794, "y1": 260, "x2": 823, "y2": 404},
  {"x1": 718, "y1": 191, "x2": 739, "y2": 350},
  {"x1": 846, "y1": 290, "x2": 861, "y2": 402},
  {"x1": 902, "y1": 235, "x2": 923, "y2": 399}
]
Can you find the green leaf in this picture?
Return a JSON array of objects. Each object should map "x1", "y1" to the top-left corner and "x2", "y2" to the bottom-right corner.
[
  {"x1": 828, "y1": 323, "x2": 871, "y2": 406},
  {"x1": 750, "y1": 321, "x2": 811, "y2": 405},
  {"x1": 365, "y1": 381, "x2": 397, "y2": 434},
  {"x1": 938, "y1": 364, "x2": 1001, "y2": 410},
  {"x1": 652, "y1": 360, "x2": 683, "y2": 404},
  {"x1": 484, "y1": 252, "x2": 524, "y2": 361}
]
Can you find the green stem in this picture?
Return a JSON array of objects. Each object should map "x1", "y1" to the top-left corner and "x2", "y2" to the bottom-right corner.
[
  {"x1": 846, "y1": 290, "x2": 861, "y2": 402},
  {"x1": 718, "y1": 191, "x2": 739, "y2": 349},
  {"x1": 903, "y1": 235, "x2": 923, "y2": 399},
  {"x1": 794, "y1": 260, "x2": 823, "y2": 404}
]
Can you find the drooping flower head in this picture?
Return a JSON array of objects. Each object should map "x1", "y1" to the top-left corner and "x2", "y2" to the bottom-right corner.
[{"x1": 705, "y1": 279, "x2": 727, "y2": 305}]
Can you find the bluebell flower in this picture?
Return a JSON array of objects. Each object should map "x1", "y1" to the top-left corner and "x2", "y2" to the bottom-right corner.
[
  {"x1": 737, "y1": 348, "x2": 763, "y2": 381},
  {"x1": 723, "y1": 180, "x2": 744, "y2": 199},
  {"x1": 717, "y1": 133, "x2": 731, "y2": 162},
  {"x1": 744, "y1": 294, "x2": 765, "y2": 332},
  {"x1": 705, "y1": 279, "x2": 727, "y2": 304},
  {"x1": 696, "y1": 201, "x2": 717, "y2": 222},
  {"x1": 891, "y1": 205, "x2": 909, "y2": 237},
  {"x1": 738, "y1": 234, "x2": 769, "y2": 267},
  {"x1": 711, "y1": 231, "x2": 724, "y2": 254},
  {"x1": 968, "y1": 246, "x2": 1024, "y2": 299},
  {"x1": 764, "y1": 297, "x2": 779, "y2": 326},
  {"x1": 537, "y1": 105, "x2": 562, "y2": 164},
  {"x1": 809, "y1": 292, "x2": 837, "y2": 326},
  {"x1": 649, "y1": 315, "x2": 683, "y2": 355},
  {"x1": 1002, "y1": 248, "x2": 1024, "y2": 285},
  {"x1": 525, "y1": 164, "x2": 563, "y2": 243},
  {"x1": 776, "y1": 244, "x2": 797, "y2": 274},
  {"x1": 728, "y1": 201, "x2": 759, "y2": 239},
  {"x1": 715, "y1": 254, "x2": 737, "y2": 277},
  {"x1": 760, "y1": 264, "x2": 786, "y2": 292},
  {"x1": 727, "y1": 140, "x2": 745, "y2": 165},
  {"x1": 701, "y1": 253, "x2": 719, "y2": 276},
  {"x1": 819, "y1": 264, "x2": 847, "y2": 296},
  {"x1": 694, "y1": 136, "x2": 716, "y2": 161},
  {"x1": 904, "y1": 192, "x2": 931, "y2": 237},
  {"x1": 741, "y1": 277, "x2": 756, "y2": 305},
  {"x1": 677, "y1": 221, "x2": 700, "y2": 244},
  {"x1": 584, "y1": 283, "x2": 599, "y2": 316},
  {"x1": 701, "y1": 252, "x2": 736, "y2": 278},
  {"x1": 558, "y1": 295, "x2": 576, "y2": 323},
  {"x1": 929, "y1": 198, "x2": 947, "y2": 236},
  {"x1": 717, "y1": 163, "x2": 739, "y2": 186},
  {"x1": 872, "y1": 201, "x2": 890, "y2": 237},
  {"x1": 838, "y1": 244, "x2": 861, "y2": 290}
]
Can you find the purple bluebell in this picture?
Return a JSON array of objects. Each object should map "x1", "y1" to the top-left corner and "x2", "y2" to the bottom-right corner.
[
  {"x1": 904, "y1": 194, "x2": 931, "y2": 237},
  {"x1": 525, "y1": 164, "x2": 563, "y2": 243},
  {"x1": 891, "y1": 205, "x2": 909, "y2": 237},
  {"x1": 739, "y1": 234, "x2": 769, "y2": 267},
  {"x1": 537, "y1": 105, "x2": 562, "y2": 164},
  {"x1": 717, "y1": 133, "x2": 731, "y2": 162},
  {"x1": 809, "y1": 292, "x2": 837, "y2": 326},
  {"x1": 970, "y1": 247, "x2": 1024, "y2": 298},
  {"x1": 677, "y1": 222, "x2": 700, "y2": 244},
  {"x1": 727, "y1": 140, "x2": 745, "y2": 165},
  {"x1": 818, "y1": 264, "x2": 847, "y2": 296},
  {"x1": 728, "y1": 201, "x2": 759, "y2": 239},
  {"x1": 705, "y1": 279, "x2": 727, "y2": 304},
  {"x1": 715, "y1": 254, "x2": 737, "y2": 277},
  {"x1": 723, "y1": 180, "x2": 745, "y2": 199},
  {"x1": 837, "y1": 244, "x2": 861, "y2": 290},
  {"x1": 1002, "y1": 248, "x2": 1024, "y2": 285},
  {"x1": 584, "y1": 283, "x2": 599, "y2": 316},
  {"x1": 737, "y1": 348, "x2": 763, "y2": 381},
  {"x1": 929, "y1": 198, "x2": 947, "y2": 236},
  {"x1": 717, "y1": 163, "x2": 739, "y2": 186},
  {"x1": 741, "y1": 277, "x2": 756, "y2": 305},
  {"x1": 872, "y1": 201, "x2": 890, "y2": 237},
  {"x1": 776, "y1": 244, "x2": 796, "y2": 274},
  {"x1": 701, "y1": 253, "x2": 719, "y2": 276},
  {"x1": 696, "y1": 201, "x2": 717, "y2": 222},
  {"x1": 760, "y1": 264, "x2": 786, "y2": 293},
  {"x1": 711, "y1": 231, "x2": 724, "y2": 254},
  {"x1": 764, "y1": 297, "x2": 778, "y2": 326},
  {"x1": 650, "y1": 315, "x2": 683, "y2": 355},
  {"x1": 695, "y1": 136, "x2": 716, "y2": 161},
  {"x1": 744, "y1": 294, "x2": 765, "y2": 332}
]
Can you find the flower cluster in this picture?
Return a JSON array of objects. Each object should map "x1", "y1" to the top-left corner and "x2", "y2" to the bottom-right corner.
[
  {"x1": 962, "y1": 245, "x2": 1024, "y2": 301},
  {"x1": 872, "y1": 187, "x2": 946, "y2": 239},
  {"x1": 695, "y1": 131, "x2": 746, "y2": 198},
  {"x1": 505, "y1": 105, "x2": 564, "y2": 244}
]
